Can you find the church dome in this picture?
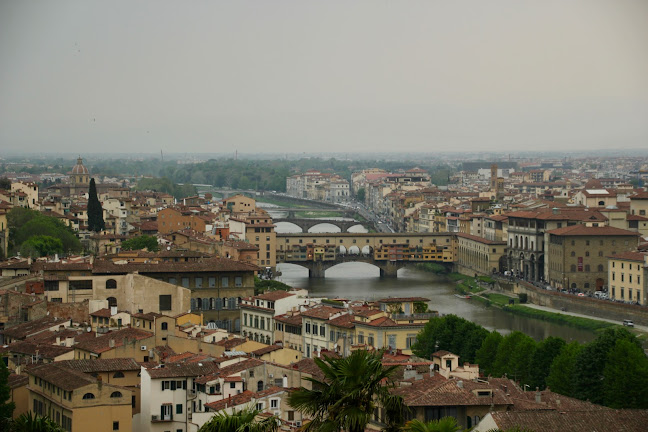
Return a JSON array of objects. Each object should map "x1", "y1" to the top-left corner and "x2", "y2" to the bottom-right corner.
[{"x1": 70, "y1": 157, "x2": 89, "y2": 175}]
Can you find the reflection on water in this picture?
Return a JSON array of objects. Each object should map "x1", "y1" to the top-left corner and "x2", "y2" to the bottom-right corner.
[{"x1": 276, "y1": 263, "x2": 596, "y2": 343}]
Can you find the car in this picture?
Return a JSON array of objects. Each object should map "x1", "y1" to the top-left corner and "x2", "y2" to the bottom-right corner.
[
  {"x1": 577, "y1": 293, "x2": 585, "y2": 297},
  {"x1": 623, "y1": 319, "x2": 634, "y2": 327}
]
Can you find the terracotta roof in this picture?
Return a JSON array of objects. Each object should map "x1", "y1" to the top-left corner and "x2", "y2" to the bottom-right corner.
[
  {"x1": 630, "y1": 191, "x2": 648, "y2": 200},
  {"x1": 74, "y1": 327, "x2": 153, "y2": 354},
  {"x1": 487, "y1": 410, "x2": 648, "y2": 432},
  {"x1": 215, "y1": 337, "x2": 246, "y2": 349},
  {"x1": 609, "y1": 251, "x2": 647, "y2": 262},
  {"x1": 274, "y1": 314, "x2": 302, "y2": 326},
  {"x1": 57, "y1": 358, "x2": 141, "y2": 373},
  {"x1": 301, "y1": 305, "x2": 344, "y2": 320},
  {"x1": 2, "y1": 317, "x2": 70, "y2": 340},
  {"x1": 8, "y1": 374, "x2": 29, "y2": 389},
  {"x1": 147, "y1": 361, "x2": 219, "y2": 379},
  {"x1": 627, "y1": 214, "x2": 648, "y2": 221},
  {"x1": 256, "y1": 291, "x2": 295, "y2": 301},
  {"x1": 327, "y1": 313, "x2": 356, "y2": 329},
  {"x1": 132, "y1": 312, "x2": 164, "y2": 320},
  {"x1": 251, "y1": 345, "x2": 282, "y2": 356},
  {"x1": 457, "y1": 232, "x2": 506, "y2": 245},
  {"x1": 547, "y1": 225, "x2": 640, "y2": 237},
  {"x1": 28, "y1": 362, "x2": 96, "y2": 391},
  {"x1": 6, "y1": 341, "x2": 73, "y2": 359},
  {"x1": 91, "y1": 257, "x2": 260, "y2": 274},
  {"x1": 90, "y1": 308, "x2": 112, "y2": 318},
  {"x1": 205, "y1": 390, "x2": 255, "y2": 411}
]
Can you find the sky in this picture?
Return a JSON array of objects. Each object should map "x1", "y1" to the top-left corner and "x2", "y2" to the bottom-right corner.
[{"x1": 1, "y1": 0, "x2": 647, "y2": 155}]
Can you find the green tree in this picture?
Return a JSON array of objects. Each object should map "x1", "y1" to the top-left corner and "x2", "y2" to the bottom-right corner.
[
  {"x1": 572, "y1": 328, "x2": 639, "y2": 405},
  {"x1": 491, "y1": 332, "x2": 536, "y2": 383},
  {"x1": 0, "y1": 177, "x2": 10, "y2": 190},
  {"x1": 287, "y1": 350, "x2": 403, "y2": 432},
  {"x1": 402, "y1": 417, "x2": 461, "y2": 432},
  {"x1": 475, "y1": 331, "x2": 503, "y2": 376},
  {"x1": 197, "y1": 406, "x2": 277, "y2": 432},
  {"x1": 87, "y1": 178, "x2": 105, "y2": 232},
  {"x1": 10, "y1": 412, "x2": 64, "y2": 432},
  {"x1": 413, "y1": 315, "x2": 489, "y2": 364},
  {"x1": 527, "y1": 337, "x2": 566, "y2": 390},
  {"x1": 413, "y1": 301, "x2": 429, "y2": 313},
  {"x1": 356, "y1": 187, "x2": 366, "y2": 202},
  {"x1": 602, "y1": 339, "x2": 648, "y2": 408},
  {"x1": 19, "y1": 235, "x2": 63, "y2": 258},
  {"x1": 121, "y1": 235, "x2": 159, "y2": 252},
  {"x1": 8, "y1": 208, "x2": 81, "y2": 255},
  {"x1": 0, "y1": 362, "x2": 15, "y2": 431},
  {"x1": 545, "y1": 341, "x2": 582, "y2": 397}
]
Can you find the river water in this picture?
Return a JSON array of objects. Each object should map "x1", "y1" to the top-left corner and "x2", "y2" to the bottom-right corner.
[{"x1": 267, "y1": 205, "x2": 596, "y2": 343}]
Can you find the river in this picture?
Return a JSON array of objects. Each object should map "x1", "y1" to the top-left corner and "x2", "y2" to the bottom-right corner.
[{"x1": 266, "y1": 204, "x2": 596, "y2": 343}]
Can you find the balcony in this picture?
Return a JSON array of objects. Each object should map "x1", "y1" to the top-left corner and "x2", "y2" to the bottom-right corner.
[
  {"x1": 391, "y1": 312, "x2": 438, "y2": 321},
  {"x1": 151, "y1": 415, "x2": 173, "y2": 422}
]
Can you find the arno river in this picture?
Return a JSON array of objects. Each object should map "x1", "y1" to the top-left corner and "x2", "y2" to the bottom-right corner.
[{"x1": 271, "y1": 217, "x2": 596, "y2": 343}]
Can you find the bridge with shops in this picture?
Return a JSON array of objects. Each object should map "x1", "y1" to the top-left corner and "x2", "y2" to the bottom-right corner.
[
  {"x1": 272, "y1": 217, "x2": 376, "y2": 233},
  {"x1": 276, "y1": 232, "x2": 456, "y2": 278}
]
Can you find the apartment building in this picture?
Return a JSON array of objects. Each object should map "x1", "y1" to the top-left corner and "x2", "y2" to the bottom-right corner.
[
  {"x1": 240, "y1": 289, "x2": 309, "y2": 344},
  {"x1": 27, "y1": 362, "x2": 133, "y2": 432},
  {"x1": 546, "y1": 225, "x2": 640, "y2": 291},
  {"x1": 608, "y1": 251, "x2": 648, "y2": 304}
]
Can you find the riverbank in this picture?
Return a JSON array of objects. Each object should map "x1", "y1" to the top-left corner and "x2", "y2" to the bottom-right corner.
[{"x1": 417, "y1": 266, "x2": 617, "y2": 333}]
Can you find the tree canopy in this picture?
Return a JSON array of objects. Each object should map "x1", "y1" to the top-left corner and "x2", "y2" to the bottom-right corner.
[
  {"x1": 121, "y1": 235, "x2": 159, "y2": 252},
  {"x1": 198, "y1": 406, "x2": 277, "y2": 432},
  {"x1": 19, "y1": 235, "x2": 64, "y2": 258},
  {"x1": 7, "y1": 207, "x2": 81, "y2": 256},
  {"x1": 412, "y1": 314, "x2": 489, "y2": 363},
  {"x1": 0, "y1": 362, "x2": 15, "y2": 431}
]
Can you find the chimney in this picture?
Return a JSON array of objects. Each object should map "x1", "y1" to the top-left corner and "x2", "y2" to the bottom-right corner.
[
  {"x1": 457, "y1": 380, "x2": 463, "y2": 389},
  {"x1": 535, "y1": 390, "x2": 542, "y2": 404},
  {"x1": 552, "y1": 207, "x2": 559, "y2": 215},
  {"x1": 429, "y1": 364, "x2": 435, "y2": 377},
  {"x1": 109, "y1": 339, "x2": 115, "y2": 348}
]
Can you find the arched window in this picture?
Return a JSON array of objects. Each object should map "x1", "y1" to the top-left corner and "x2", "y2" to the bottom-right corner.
[
  {"x1": 585, "y1": 264, "x2": 590, "y2": 272},
  {"x1": 107, "y1": 297, "x2": 117, "y2": 308},
  {"x1": 257, "y1": 380, "x2": 264, "y2": 392},
  {"x1": 571, "y1": 283, "x2": 577, "y2": 289},
  {"x1": 570, "y1": 251, "x2": 576, "y2": 257},
  {"x1": 113, "y1": 372, "x2": 124, "y2": 378},
  {"x1": 598, "y1": 264, "x2": 604, "y2": 272},
  {"x1": 570, "y1": 265, "x2": 576, "y2": 272},
  {"x1": 598, "y1": 201, "x2": 605, "y2": 206},
  {"x1": 161, "y1": 322, "x2": 168, "y2": 330},
  {"x1": 83, "y1": 393, "x2": 95, "y2": 399},
  {"x1": 110, "y1": 391, "x2": 122, "y2": 398},
  {"x1": 106, "y1": 279, "x2": 117, "y2": 289}
]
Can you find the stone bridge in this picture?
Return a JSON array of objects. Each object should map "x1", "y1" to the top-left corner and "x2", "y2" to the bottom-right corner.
[
  {"x1": 273, "y1": 218, "x2": 375, "y2": 233},
  {"x1": 286, "y1": 255, "x2": 408, "y2": 278},
  {"x1": 276, "y1": 232, "x2": 457, "y2": 278}
]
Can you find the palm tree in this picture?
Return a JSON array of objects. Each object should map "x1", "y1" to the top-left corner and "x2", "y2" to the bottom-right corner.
[
  {"x1": 401, "y1": 417, "x2": 462, "y2": 432},
  {"x1": 10, "y1": 412, "x2": 64, "y2": 432},
  {"x1": 287, "y1": 349, "x2": 404, "y2": 432},
  {"x1": 197, "y1": 406, "x2": 278, "y2": 432}
]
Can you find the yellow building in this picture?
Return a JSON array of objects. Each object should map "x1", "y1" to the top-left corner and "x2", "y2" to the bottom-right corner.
[
  {"x1": 27, "y1": 362, "x2": 132, "y2": 432},
  {"x1": 608, "y1": 251, "x2": 648, "y2": 305},
  {"x1": 456, "y1": 233, "x2": 507, "y2": 276}
]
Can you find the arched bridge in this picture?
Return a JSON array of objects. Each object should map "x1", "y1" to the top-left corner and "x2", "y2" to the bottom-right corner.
[
  {"x1": 273, "y1": 218, "x2": 376, "y2": 233},
  {"x1": 277, "y1": 232, "x2": 457, "y2": 278}
]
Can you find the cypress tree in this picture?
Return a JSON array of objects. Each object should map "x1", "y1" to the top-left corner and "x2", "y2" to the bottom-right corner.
[{"x1": 87, "y1": 178, "x2": 105, "y2": 232}]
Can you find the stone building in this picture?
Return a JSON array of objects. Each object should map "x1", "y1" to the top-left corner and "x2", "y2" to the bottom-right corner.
[{"x1": 546, "y1": 225, "x2": 640, "y2": 292}]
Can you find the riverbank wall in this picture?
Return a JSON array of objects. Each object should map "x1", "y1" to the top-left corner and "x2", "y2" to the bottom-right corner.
[{"x1": 497, "y1": 280, "x2": 648, "y2": 327}]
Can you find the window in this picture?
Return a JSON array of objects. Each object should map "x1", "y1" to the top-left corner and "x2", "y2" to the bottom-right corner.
[
  {"x1": 110, "y1": 391, "x2": 123, "y2": 398},
  {"x1": 159, "y1": 295, "x2": 172, "y2": 311},
  {"x1": 235, "y1": 277, "x2": 243, "y2": 287},
  {"x1": 70, "y1": 280, "x2": 93, "y2": 290},
  {"x1": 320, "y1": 325, "x2": 325, "y2": 337},
  {"x1": 305, "y1": 322, "x2": 311, "y2": 334},
  {"x1": 222, "y1": 277, "x2": 229, "y2": 287},
  {"x1": 113, "y1": 372, "x2": 124, "y2": 378},
  {"x1": 106, "y1": 279, "x2": 117, "y2": 289},
  {"x1": 82, "y1": 393, "x2": 95, "y2": 399},
  {"x1": 208, "y1": 277, "x2": 216, "y2": 287},
  {"x1": 271, "y1": 399, "x2": 279, "y2": 409},
  {"x1": 161, "y1": 322, "x2": 168, "y2": 330},
  {"x1": 181, "y1": 277, "x2": 190, "y2": 288},
  {"x1": 195, "y1": 277, "x2": 203, "y2": 288},
  {"x1": 176, "y1": 404, "x2": 183, "y2": 414}
]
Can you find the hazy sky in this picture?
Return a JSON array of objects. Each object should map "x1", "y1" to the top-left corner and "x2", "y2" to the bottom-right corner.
[{"x1": 1, "y1": 1, "x2": 647, "y2": 155}]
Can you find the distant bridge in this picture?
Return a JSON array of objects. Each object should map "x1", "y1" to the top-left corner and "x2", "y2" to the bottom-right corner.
[
  {"x1": 276, "y1": 232, "x2": 456, "y2": 278},
  {"x1": 272, "y1": 218, "x2": 376, "y2": 233}
]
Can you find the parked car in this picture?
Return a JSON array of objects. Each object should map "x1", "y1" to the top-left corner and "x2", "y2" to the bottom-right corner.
[{"x1": 623, "y1": 319, "x2": 634, "y2": 327}]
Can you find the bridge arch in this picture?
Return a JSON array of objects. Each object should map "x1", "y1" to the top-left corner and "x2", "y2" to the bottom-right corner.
[
  {"x1": 274, "y1": 221, "x2": 306, "y2": 233},
  {"x1": 306, "y1": 222, "x2": 342, "y2": 233}
]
